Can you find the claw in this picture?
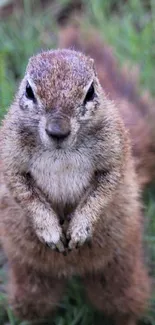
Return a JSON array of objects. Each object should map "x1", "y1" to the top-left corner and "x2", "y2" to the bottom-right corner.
[
  {"x1": 68, "y1": 240, "x2": 76, "y2": 250},
  {"x1": 68, "y1": 236, "x2": 90, "y2": 250},
  {"x1": 55, "y1": 240, "x2": 65, "y2": 252},
  {"x1": 46, "y1": 242, "x2": 56, "y2": 250},
  {"x1": 66, "y1": 231, "x2": 71, "y2": 240},
  {"x1": 61, "y1": 233, "x2": 67, "y2": 246},
  {"x1": 46, "y1": 239, "x2": 65, "y2": 252},
  {"x1": 77, "y1": 239, "x2": 86, "y2": 247}
]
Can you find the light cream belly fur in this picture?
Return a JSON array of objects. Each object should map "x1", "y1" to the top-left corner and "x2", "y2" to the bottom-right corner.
[{"x1": 30, "y1": 150, "x2": 94, "y2": 205}]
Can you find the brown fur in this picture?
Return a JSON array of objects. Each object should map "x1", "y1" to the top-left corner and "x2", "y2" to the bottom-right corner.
[
  {"x1": 0, "y1": 49, "x2": 150, "y2": 324},
  {"x1": 58, "y1": 23, "x2": 155, "y2": 188}
]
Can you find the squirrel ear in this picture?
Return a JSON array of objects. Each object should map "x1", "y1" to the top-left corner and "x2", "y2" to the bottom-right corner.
[
  {"x1": 89, "y1": 58, "x2": 94, "y2": 68},
  {"x1": 89, "y1": 58, "x2": 97, "y2": 75}
]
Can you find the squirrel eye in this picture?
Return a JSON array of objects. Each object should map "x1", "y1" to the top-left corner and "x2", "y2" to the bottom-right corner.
[
  {"x1": 25, "y1": 82, "x2": 36, "y2": 101},
  {"x1": 83, "y1": 82, "x2": 95, "y2": 105}
]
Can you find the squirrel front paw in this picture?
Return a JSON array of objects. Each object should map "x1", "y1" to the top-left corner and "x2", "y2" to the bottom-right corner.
[
  {"x1": 36, "y1": 221, "x2": 66, "y2": 252},
  {"x1": 67, "y1": 215, "x2": 92, "y2": 250}
]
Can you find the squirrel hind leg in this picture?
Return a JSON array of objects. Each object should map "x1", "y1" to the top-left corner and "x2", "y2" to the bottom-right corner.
[
  {"x1": 83, "y1": 259, "x2": 150, "y2": 325},
  {"x1": 8, "y1": 262, "x2": 66, "y2": 321},
  {"x1": 114, "y1": 315, "x2": 137, "y2": 325}
]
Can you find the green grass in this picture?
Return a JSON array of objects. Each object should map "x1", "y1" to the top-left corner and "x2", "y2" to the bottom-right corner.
[
  {"x1": 84, "y1": 0, "x2": 155, "y2": 96},
  {"x1": 0, "y1": 0, "x2": 155, "y2": 324}
]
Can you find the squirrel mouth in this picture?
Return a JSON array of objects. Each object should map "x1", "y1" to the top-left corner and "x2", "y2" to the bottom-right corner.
[
  {"x1": 55, "y1": 143, "x2": 62, "y2": 150},
  {"x1": 54, "y1": 139, "x2": 67, "y2": 150}
]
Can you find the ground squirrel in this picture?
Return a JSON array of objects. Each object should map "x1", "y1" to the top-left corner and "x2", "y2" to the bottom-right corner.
[{"x1": 0, "y1": 49, "x2": 150, "y2": 325}]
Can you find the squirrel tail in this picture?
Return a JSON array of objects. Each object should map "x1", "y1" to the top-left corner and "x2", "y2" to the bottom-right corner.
[{"x1": 58, "y1": 22, "x2": 155, "y2": 189}]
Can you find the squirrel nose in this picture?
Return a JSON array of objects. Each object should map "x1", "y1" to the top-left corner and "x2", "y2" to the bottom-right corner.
[{"x1": 45, "y1": 119, "x2": 71, "y2": 140}]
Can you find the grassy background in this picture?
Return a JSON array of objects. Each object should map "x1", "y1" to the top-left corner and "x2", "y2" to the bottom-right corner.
[{"x1": 0, "y1": 0, "x2": 155, "y2": 324}]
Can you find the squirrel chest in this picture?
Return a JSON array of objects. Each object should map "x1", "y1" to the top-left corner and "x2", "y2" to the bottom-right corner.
[{"x1": 30, "y1": 150, "x2": 94, "y2": 206}]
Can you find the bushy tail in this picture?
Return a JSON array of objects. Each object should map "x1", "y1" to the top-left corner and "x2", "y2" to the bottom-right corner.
[{"x1": 58, "y1": 22, "x2": 155, "y2": 188}]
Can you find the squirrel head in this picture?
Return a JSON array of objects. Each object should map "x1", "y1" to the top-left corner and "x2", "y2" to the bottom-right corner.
[{"x1": 16, "y1": 49, "x2": 107, "y2": 150}]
